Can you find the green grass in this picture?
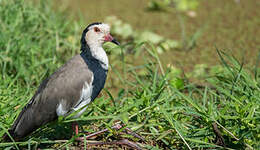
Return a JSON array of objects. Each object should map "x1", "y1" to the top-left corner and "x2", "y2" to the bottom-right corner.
[{"x1": 1, "y1": 0, "x2": 260, "y2": 149}]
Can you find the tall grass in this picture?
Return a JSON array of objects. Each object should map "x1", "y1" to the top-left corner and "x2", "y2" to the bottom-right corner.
[
  {"x1": 0, "y1": 0, "x2": 259, "y2": 149},
  {"x1": 0, "y1": 0, "x2": 81, "y2": 85}
]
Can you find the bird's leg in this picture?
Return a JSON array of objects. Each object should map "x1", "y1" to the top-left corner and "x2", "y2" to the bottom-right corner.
[{"x1": 72, "y1": 121, "x2": 79, "y2": 135}]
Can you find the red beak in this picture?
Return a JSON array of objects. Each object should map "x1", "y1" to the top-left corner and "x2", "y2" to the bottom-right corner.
[{"x1": 104, "y1": 34, "x2": 120, "y2": 45}]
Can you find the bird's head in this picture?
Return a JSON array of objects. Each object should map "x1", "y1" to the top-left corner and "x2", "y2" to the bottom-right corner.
[{"x1": 81, "y1": 22, "x2": 119, "y2": 51}]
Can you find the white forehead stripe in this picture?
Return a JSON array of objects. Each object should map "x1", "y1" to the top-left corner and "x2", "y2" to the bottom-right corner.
[{"x1": 89, "y1": 24, "x2": 110, "y2": 33}]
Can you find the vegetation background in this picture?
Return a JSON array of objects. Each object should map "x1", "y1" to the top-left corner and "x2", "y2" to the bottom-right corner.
[{"x1": 0, "y1": 0, "x2": 259, "y2": 149}]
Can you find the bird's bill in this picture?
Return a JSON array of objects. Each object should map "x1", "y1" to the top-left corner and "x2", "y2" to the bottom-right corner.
[
  {"x1": 104, "y1": 34, "x2": 120, "y2": 45},
  {"x1": 111, "y1": 39, "x2": 120, "y2": 45}
]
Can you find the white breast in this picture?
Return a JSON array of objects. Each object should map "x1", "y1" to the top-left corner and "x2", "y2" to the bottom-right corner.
[
  {"x1": 89, "y1": 46, "x2": 109, "y2": 70},
  {"x1": 56, "y1": 76, "x2": 94, "y2": 117}
]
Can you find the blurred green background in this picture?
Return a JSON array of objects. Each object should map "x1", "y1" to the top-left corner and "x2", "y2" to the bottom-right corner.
[{"x1": 56, "y1": 0, "x2": 259, "y2": 68}]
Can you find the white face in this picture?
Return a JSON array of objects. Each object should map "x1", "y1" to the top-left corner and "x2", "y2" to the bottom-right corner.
[{"x1": 85, "y1": 24, "x2": 111, "y2": 47}]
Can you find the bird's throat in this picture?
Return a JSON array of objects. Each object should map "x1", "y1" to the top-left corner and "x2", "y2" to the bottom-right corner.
[{"x1": 82, "y1": 44, "x2": 109, "y2": 70}]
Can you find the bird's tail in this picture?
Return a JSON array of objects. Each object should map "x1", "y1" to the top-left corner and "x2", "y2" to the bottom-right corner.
[
  {"x1": 2, "y1": 93, "x2": 58, "y2": 142},
  {"x1": 2, "y1": 101, "x2": 36, "y2": 141},
  {"x1": 2, "y1": 129, "x2": 16, "y2": 142}
]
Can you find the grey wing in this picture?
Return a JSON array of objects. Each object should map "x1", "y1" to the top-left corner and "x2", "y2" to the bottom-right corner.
[{"x1": 40, "y1": 55, "x2": 93, "y2": 116}]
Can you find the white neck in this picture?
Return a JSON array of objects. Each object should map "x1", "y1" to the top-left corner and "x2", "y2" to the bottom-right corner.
[{"x1": 88, "y1": 44, "x2": 109, "y2": 69}]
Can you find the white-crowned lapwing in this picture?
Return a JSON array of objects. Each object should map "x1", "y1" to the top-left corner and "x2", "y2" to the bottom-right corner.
[{"x1": 3, "y1": 22, "x2": 120, "y2": 141}]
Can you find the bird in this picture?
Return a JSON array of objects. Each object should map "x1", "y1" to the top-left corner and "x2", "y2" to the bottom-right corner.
[{"x1": 3, "y1": 22, "x2": 120, "y2": 141}]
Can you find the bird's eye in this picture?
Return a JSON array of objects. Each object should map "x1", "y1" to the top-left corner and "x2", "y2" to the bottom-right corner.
[{"x1": 94, "y1": 27, "x2": 100, "y2": 32}]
